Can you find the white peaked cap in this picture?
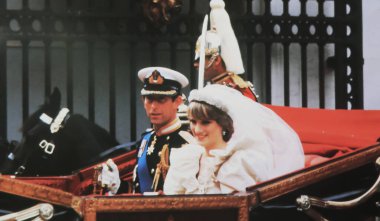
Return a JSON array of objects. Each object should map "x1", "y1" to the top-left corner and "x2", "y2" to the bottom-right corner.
[
  {"x1": 138, "y1": 67, "x2": 189, "y2": 88},
  {"x1": 210, "y1": 0, "x2": 245, "y2": 74},
  {"x1": 138, "y1": 67, "x2": 189, "y2": 96}
]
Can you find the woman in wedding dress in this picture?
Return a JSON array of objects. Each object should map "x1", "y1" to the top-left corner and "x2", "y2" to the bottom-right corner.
[{"x1": 164, "y1": 84, "x2": 304, "y2": 194}]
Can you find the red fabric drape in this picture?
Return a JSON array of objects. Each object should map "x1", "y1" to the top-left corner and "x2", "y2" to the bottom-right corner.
[{"x1": 266, "y1": 105, "x2": 380, "y2": 166}]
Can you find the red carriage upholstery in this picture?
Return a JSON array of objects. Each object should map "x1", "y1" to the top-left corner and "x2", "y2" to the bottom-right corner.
[{"x1": 266, "y1": 105, "x2": 380, "y2": 166}]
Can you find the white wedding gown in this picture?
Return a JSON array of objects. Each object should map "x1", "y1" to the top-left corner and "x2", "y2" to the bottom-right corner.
[{"x1": 164, "y1": 85, "x2": 304, "y2": 194}]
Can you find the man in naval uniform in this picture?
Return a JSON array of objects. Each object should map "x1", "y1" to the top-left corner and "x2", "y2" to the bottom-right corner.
[
  {"x1": 194, "y1": 0, "x2": 258, "y2": 101},
  {"x1": 100, "y1": 67, "x2": 191, "y2": 194}
]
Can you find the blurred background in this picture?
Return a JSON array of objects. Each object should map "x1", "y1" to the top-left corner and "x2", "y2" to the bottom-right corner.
[{"x1": 0, "y1": 0, "x2": 378, "y2": 143}]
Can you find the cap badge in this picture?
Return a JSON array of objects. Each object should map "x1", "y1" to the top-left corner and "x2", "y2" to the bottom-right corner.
[{"x1": 148, "y1": 70, "x2": 164, "y2": 85}]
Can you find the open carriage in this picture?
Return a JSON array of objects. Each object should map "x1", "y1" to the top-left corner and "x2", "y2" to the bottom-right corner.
[
  {"x1": 1, "y1": 105, "x2": 379, "y2": 221},
  {"x1": 0, "y1": 0, "x2": 378, "y2": 220}
]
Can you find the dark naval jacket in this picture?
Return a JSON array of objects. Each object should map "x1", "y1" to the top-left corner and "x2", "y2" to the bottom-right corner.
[{"x1": 132, "y1": 119, "x2": 190, "y2": 193}]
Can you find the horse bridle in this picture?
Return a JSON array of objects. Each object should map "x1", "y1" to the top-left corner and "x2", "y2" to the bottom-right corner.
[
  {"x1": 13, "y1": 108, "x2": 71, "y2": 175},
  {"x1": 40, "y1": 108, "x2": 70, "y2": 134},
  {"x1": 38, "y1": 108, "x2": 70, "y2": 154}
]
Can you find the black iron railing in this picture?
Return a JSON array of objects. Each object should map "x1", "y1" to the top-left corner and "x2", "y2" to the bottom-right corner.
[{"x1": 0, "y1": 0, "x2": 363, "y2": 142}]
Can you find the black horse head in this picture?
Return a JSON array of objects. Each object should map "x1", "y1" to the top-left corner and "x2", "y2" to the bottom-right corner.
[
  {"x1": 0, "y1": 88, "x2": 119, "y2": 176},
  {"x1": 21, "y1": 87, "x2": 62, "y2": 137}
]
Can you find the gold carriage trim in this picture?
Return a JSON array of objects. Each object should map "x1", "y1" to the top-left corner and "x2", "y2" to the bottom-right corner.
[{"x1": 141, "y1": 89, "x2": 177, "y2": 96}]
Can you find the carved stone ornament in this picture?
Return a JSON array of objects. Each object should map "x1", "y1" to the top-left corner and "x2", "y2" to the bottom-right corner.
[{"x1": 142, "y1": 0, "x2": 183, "y2": 26}]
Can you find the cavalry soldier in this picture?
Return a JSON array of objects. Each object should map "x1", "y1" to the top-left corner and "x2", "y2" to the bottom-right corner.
[
  {"x1": 194, "y1": 0, "x2": 258, "y2": 101},
  {"x1": 100, "y1": 67, "x2": 192, "y2": 194}
]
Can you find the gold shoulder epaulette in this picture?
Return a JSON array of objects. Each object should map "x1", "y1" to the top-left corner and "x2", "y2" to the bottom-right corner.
[{"x1": 229, "y1": 73, "x2": 249, "y2": 89}]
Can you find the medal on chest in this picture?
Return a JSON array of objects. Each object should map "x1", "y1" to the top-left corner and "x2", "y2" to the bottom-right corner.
[{"x1": 147, "y1": 135, "x2": 157, "y2": 155}]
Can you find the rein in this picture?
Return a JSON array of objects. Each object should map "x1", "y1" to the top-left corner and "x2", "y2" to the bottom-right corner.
[{"x1": 72, "y1": 140, "x2": 138, "y2": 174}]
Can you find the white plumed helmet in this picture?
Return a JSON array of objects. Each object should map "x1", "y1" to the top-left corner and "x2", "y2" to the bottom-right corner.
[{"x1": 195, "y1": 0, "x2": 245, "y2": 74}]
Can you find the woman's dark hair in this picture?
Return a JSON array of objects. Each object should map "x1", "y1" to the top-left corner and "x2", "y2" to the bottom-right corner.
[{"x1": 188, "y1": 101, "x2": 234, "y2": 142}]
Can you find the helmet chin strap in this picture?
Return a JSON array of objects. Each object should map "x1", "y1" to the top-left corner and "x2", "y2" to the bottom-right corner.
[{"x1": 205, "y1": 53, "x2": 219, "y2": 69}]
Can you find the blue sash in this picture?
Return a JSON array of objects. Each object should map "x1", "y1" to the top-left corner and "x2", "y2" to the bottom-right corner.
[{"x1": 137, "y1": 132, "x2": 154, "y2": 192}]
